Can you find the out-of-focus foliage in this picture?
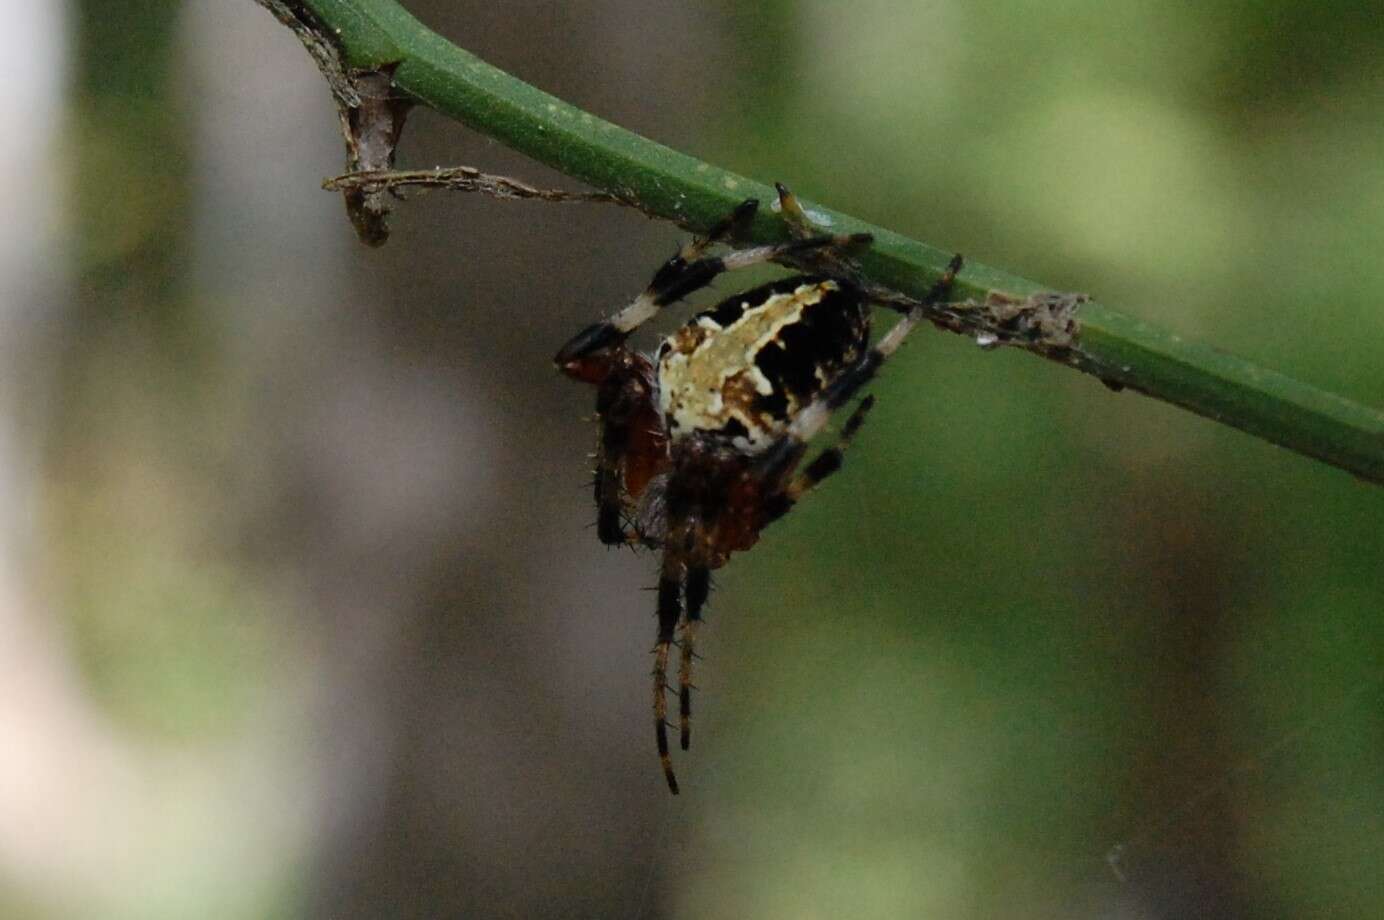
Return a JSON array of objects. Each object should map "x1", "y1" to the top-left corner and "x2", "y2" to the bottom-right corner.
[{"x1": 7, "y1": 1, "x2": 1379, "y2": 919}]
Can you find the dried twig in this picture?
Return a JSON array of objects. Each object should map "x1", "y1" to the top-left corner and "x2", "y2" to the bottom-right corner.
[{"x1": 322, "y1": 166, "x2": 637, "y2": 208}]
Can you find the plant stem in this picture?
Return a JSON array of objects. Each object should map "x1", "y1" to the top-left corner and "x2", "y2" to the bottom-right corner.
[{"x1": 270, "y1": 0, "x2": 1384, "y2": 485}]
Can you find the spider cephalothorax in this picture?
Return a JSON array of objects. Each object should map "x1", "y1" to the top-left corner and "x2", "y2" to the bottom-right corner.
[{"x1": 555, "y1": 184, "x2": 961, "y2": 792}]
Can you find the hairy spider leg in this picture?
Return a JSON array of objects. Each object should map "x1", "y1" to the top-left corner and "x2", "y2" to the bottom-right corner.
[
  {"x1": 678, "y1": 564, "x2": 711, "y2": 751},
  {"x1": 590, "y1": 356, "x2": 662, "y2": 546},
  {"x1": 593, "y1": 460, "x2": 625, "y2": 544},
  {"x1": 593, "y1": 434, "x2": 647, "y2": 546},
  {"x1": 653, "y1": 556, "x2": 685, "y2": 794},
  {"x1": 594, "y1": 376, "x2": 628, "y2": 544}
]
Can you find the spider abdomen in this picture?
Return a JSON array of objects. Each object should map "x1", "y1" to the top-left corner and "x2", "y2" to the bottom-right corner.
[{"x1": 655, "y1": 276, "x2": 869, "y2": 452}]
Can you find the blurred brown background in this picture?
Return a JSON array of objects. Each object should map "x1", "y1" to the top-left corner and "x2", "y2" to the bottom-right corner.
[{"x1": 2, "y1": 1, "x2": 1381, "y2": 918}]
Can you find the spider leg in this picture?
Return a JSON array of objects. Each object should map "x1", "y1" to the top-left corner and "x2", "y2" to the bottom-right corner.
[
  {"x1": 555, "y1": 200, "x2": 756, "y2": 364},
  {"x1": 653, "y1": 555, "x2": 684, "y2": 794},
  {"x1": 762, "y1": 396, "x2": 877, "y2": 525},
  {"x1": 679, "y1": 197, "x2": 760, "y2": 260},
  {"x1": 594, "y1": 464, "x2": 622, "y2": 544},
  {"x1": 593, "y1": 426, "x2": 649, "y2": 548},
  {"x1": 679, "y1": 564, "x2": 710, "y2": 751},
  {"x1": 785, "y1": 395, "x2": 876, "y2": 500},
  {"x1": 594, "y1": 414, "x2": 627, "y2": 545},
  {"x1": 773, "y1": 182, "x2": 877, "y2": 280},
  {"x1": 594, "y1": 463, "x2": 642, "y2": 546},
  {"x1": 588, "y1": 366, "x2": 663, "y2": 546}
]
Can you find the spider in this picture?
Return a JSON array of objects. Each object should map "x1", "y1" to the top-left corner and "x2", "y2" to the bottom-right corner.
[{"x1": 555, "y1": 184, "x2": 962, "y2": 793}]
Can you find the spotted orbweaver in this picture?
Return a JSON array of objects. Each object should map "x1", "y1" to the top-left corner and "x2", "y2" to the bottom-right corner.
[{"x1": 555, "y1": 184, "x2": 962, "y2": 793}]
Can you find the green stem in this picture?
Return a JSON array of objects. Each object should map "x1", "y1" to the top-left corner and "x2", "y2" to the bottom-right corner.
[{"x1": 284, "y1": 0, "x2": 1384, "y2": 484}]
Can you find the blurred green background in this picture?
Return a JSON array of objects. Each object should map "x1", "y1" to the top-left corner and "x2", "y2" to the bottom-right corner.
[{"x1": 2, "y1": 1, "x2": 1380, "y2": 918}]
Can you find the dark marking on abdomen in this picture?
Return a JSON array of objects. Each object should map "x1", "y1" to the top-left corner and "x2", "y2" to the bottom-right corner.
[{"x1": 751, "y1": 279, "x2": 869, "y2": 415}]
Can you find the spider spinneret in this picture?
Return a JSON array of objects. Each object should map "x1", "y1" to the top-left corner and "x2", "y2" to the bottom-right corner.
[{"x1": 555, "y1": 183, "x2": 962, "y2": 793}]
